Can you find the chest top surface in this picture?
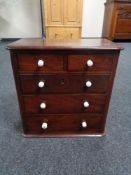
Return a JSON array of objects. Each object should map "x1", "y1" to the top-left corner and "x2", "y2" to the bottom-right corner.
[{"x1": 7, "y1": 38, "x2": 123, "y2": 51}]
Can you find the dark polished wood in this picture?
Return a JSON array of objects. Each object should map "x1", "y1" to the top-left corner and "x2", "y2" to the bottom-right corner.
[
  {"x1": 68, "y1": 54, "x2": 114, "y2": 72},
  {"x1": 102, "y1": 0, "x2": 131, "y2": 40},
  {"x1": 7, "y1": 38, "x2": 123, "y2": 50},
  {"x1": 7, "y1": 38, "x2": 122, "y2": 137},
  {"x1": 23, "y1": 114, "x2": 104, "y2": 135},
  {"x1": 23, "y1": 94, "x2": 106, "y2": 114},
  {"x1": 18, "y1": 54, "x2": 64, "y2": 73},
  {"x1": 20, "y1": 74, "x2": 110, "y2": 94}
]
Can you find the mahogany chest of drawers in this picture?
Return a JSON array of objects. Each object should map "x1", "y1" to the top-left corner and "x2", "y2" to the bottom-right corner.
[{"x1": 7, "y1": 39, "x2": 122, "y2": 137}]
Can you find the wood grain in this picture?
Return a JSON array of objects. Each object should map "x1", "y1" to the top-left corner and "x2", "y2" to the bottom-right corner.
[
  {"x1": 8, "y1": 38, "x2": 122, "y2": 137},
  {"x1": 68, "y1": 54, "x2": 114, "y2": 72},
  {"x1": 7, "y1": 38, "x2": 123, "y2": 50},
  {"x1": 20, "y1": 74, "x2": 110, "y2": 94},
  {"x1": 23, "y1": 94, "x2": 106, "y2": 114},
  {"x1": 18, "y1": 53, "x2": 64, "y2": 73},
  {"x1": 43, "y1": 0, "x2": 83, "y2": 39},
  {"x1": 23, "y1": 114, "x2": 104, "y2": 135},
  {"x1": 102, "y1": 0, "x2": 131, "y2": 40}
]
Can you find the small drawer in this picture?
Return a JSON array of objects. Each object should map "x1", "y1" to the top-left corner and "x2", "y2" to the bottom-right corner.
[
  {"x1": 118, "y1": 4, "x2": 131, "y2": 10},
  {"x1": 18, "y1": 54, "x2": 64, "y2": 73},
  {"x1": 20, "y1": 74, "x2": 110, "y2": 94},
  {"x1": 47, "y1": 27, "x2": 80, "y2": 40},
  {"x1": 68, "y1": 54, "x2": 114, "y2": 72},
  {"x1": 115, "y1": 19, "x2": 131, "y2": 33},
  {"x1": 23, "y1": 94, "x2": 106, "y2": 114},
  {"x1": 47, "y1": 27, "x2": 65, "y2": 40},
  {"x1": 23, "y1": 114, "x2": 104, "y2": 136},
  {"x1": 65, "y1": 28, "x2": 80, "y2": 39}
]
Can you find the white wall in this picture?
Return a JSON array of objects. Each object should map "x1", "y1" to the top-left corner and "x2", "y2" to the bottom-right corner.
[
  {"x1": 0, "y1": 0, "x2": 42, "y2": 38},
  {"x1": 82, "y1": 0, "x2": 106, "y2": 38},
  {"x1": 0, "y1": 0, "x2": 106, "y2": 38}
]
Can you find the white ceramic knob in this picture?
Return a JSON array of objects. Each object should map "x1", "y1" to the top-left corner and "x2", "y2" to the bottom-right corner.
[
  {"x1": 40, "y1": 102, "x2": 46, "y2": 109},
  {"x1": 38, "y1": 81, "x2": 45, "y2": 88},
  {"x1": 87, "y1": 60, "x2": 93, "y2": 67},
  {"x1": 38, "y1": 59, "x2": 44, "y2": 67},
  {"x1": 82, "y1": 121, "x2": 87, "y2": 128},
  {"x1": 42, "y1": 122, "x2": 48, "y2": 129},
  {"x1": 86, "y1": 81, "x2": 92, "y2": 87},
  {"x1": 83, "y1": 101, "x2": 89, "y2": 108}
]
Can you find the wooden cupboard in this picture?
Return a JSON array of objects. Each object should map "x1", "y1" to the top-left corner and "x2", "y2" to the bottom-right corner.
[
  {"x1": 43, "y1": 0, "x2": 83, "y2": 39},
  {"x1": 102, "y1": 0, "x2": 131, "y2": 40}
]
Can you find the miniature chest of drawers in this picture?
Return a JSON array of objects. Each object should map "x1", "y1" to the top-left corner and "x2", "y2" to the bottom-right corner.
[{"x1": 7, "y1": 39, "x2": 122, "y2": 137}]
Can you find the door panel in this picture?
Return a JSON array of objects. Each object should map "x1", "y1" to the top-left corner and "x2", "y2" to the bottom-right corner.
[
  {"x1": 44, "y1": 0, "x2": 63, "y2": 25},
  {"x1": 64, "y1": 0, "x2": 83, "y2": 25}
]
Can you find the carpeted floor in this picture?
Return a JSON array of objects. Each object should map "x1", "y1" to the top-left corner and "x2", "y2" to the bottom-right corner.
[{"x1": 0, "y1": 40, "x2": 131, "y2": 175}]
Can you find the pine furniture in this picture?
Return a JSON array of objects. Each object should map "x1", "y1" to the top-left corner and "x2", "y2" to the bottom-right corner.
[{"x1": 42, "y1": 0, "x2": 83, "y2": 39}]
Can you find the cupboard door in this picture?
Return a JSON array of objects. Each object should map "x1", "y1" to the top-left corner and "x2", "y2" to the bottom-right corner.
[
  {"x1": 44, "y1": 0, "x2": 64, "y2": 26},
  {"x1": 64, "y1": 0, "x2": 83, "y2": 26}
]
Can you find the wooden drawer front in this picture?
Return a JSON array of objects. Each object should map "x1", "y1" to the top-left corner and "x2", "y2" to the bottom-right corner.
[
  {"x1": 23, "y1": 114, "x2": 103, "y2": 135},
  {"x1": 118, "y1": 4, "x2": 131, "y2": 11},
  {"x1": 68, "y1": 54, "x2": 114, "y2": 72},
  {"x1": 18, "y1": 54, "x2": 64, "y2": 73},
  {"x1": 23, "y1": 94, "x2": 106, "y2": 114},
  {"x1": 116, "y1": 19, "x2": 131, "y2": 33},
  {"x1": 47, "y1": 27, "x2": 80, "y2": 39},
  {"x1": 114, "y1": 33, "x2": 131, "y2": 39},
  {"x1": 20, "y1": 74, "x2": 110, "y2": 94},
  {"x1": 65, "y1": 28, "x2": 80, "y2": 39},
  {"x1": 47, "y1": 28, "x2": 65, "y2": 40}
]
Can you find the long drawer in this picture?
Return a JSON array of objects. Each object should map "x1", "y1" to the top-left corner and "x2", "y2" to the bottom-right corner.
[
  {"x1": 23, "y1": 94, "x2": 106, "y2": 114},
  {"x1": 20, "y1": 74, "x2": 110, "y2": 94},
  {"x1": 23, "y1": 114, "x2": 104, "y2": 136},
  {"x1": 47, "y1": 27, "x2": 80, "y2": 40}
]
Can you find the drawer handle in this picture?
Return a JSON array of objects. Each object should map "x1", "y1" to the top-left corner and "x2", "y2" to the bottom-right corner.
[
  {"x1": 38, "y1": 59, "x2": 44, "y2": 67},
  {"x1": 55, "y1": 33, "x2": 58, "y2": 38},
  {"x1": 38, "y1": 81, "x2": 45, "y2": 88},
  {"x1": 40, "y1": 102, "x2": 46, "y2": 109},
  {"x1": 87, "y1": 60, "x2": 93, "y2": 67},
  {"x1": 42, "y1": 122, "x2": 48, "y2": 129},
  {"x1": 70, "y1": 33, "x2": 73, "y2": 38},
  {"x1": 82, "y1": 121, "x2": 87, "y2": 128},
  {"x1": 83, "y1": 101, "x2": 89, "y2": 108},
  {"x1": 86, "y1": 81, "x2": 92, "y2": 87}
]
